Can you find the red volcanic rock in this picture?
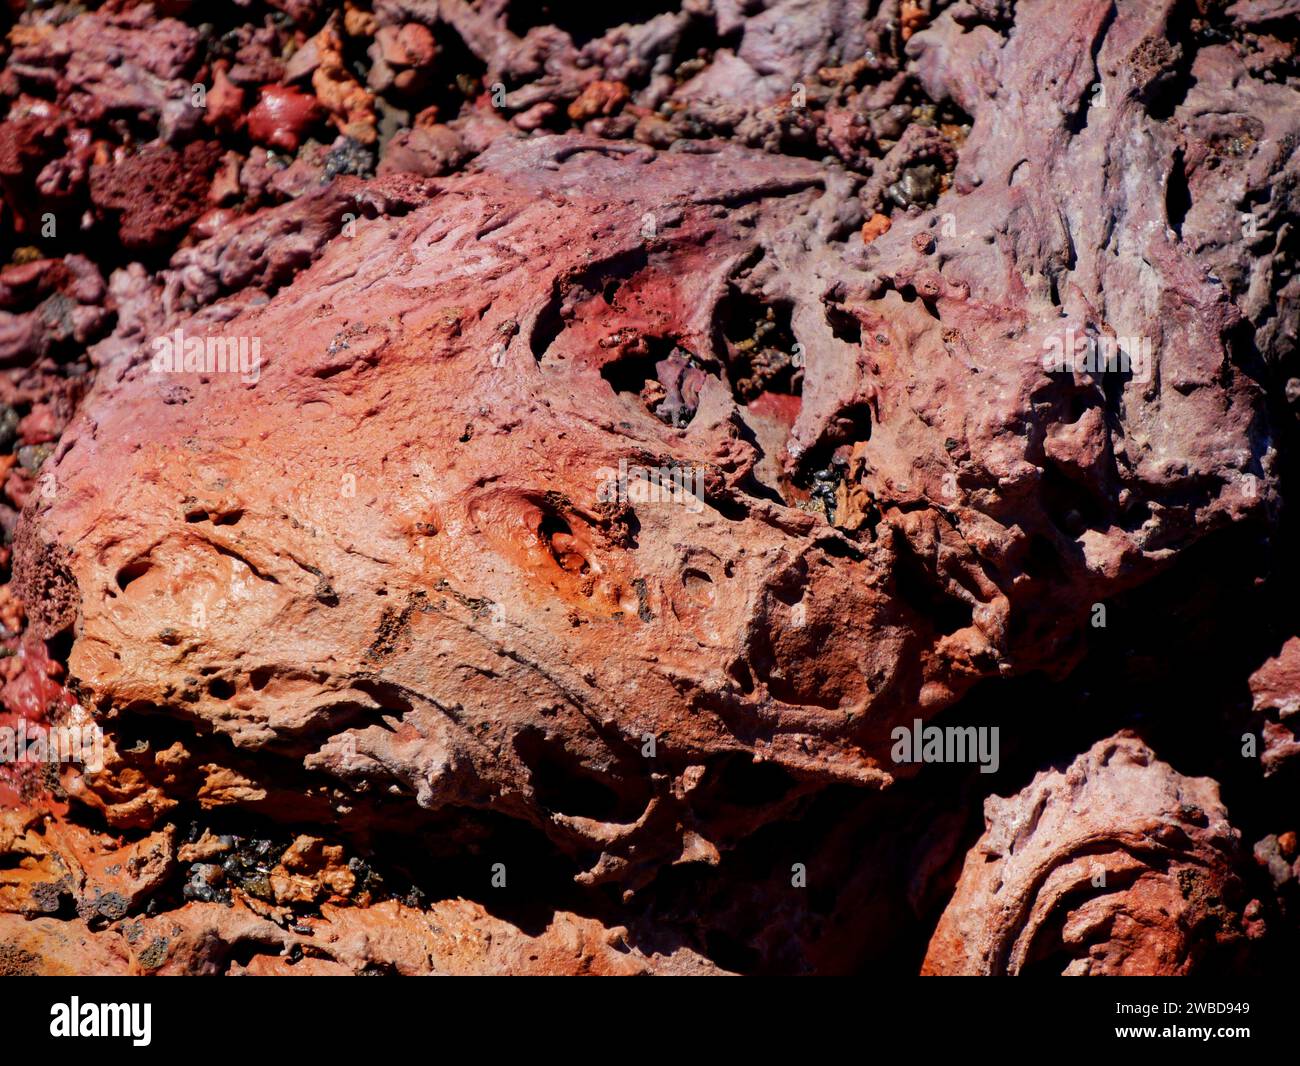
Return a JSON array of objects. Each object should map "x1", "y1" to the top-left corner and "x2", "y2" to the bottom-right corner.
[
  {"x1": 378, "y1": 124, "x2": 468, "y2": 177},
  {"x1": 568, "y1": 80, "x2": 631, "y2": 123},
  {"x1": 88, "y1": 141, "x2": 223, "y2": 252},
  {"x1": 160, "y1": 177, "x2": 431, "y2": 310},
  {"x1": 0, "y1": 0, "x2": 1297, "y2": 979},
  {"x1": 247, "y1": 86, "x2": 325, "y2": 153},
  {"x1": 0, "y1": 637, "x2": 67, "y2": 723},
  {"x1": 0, "y1": 255, "x2": 108, "y2": 365},
  {"x1": 0, "y1": 107, "x2": 70, "y2": 237},
  {"x1": 922, "y1": 733, "x2": 1257, "y2": 976},
  {"x1": 0, "y1": 638, "x2": 76, "y2": 810},
  {"x1": 15, "y1": 405, "x2": 57, "y2": 446},
  {"x1": 376, "y1": 23, "x2": 437, "y2": 70},
  {"x1": 203, "y1": 66, "x2": 246, "y2": 136},
  {"x1": 18, "y1": 140, "x2": 925, "y2": 885},
  {"x1": 0, "y1": 896, "x2": 723, "y2": 976},
  {"x1": 13, "y1": 114, "x2": 1277, "y2": 901},
  {"x1": 1252, "y1": 638, "x2": 1300, "y2": 720},
  {"x1": 5, "y1": 7, "x2": 202, "y2": 141},
  {"x1": 1251, "y1": 638, "x2": 1300, "y2": 776}
]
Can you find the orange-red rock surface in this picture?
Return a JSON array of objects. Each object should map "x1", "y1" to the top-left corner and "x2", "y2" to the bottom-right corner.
[
  {"x1": 923, "y1": 734, "x2": 1260, "y2": 975},
  {"x1": 0, "y1": 0, "x2": 1298, "y2": 975}
]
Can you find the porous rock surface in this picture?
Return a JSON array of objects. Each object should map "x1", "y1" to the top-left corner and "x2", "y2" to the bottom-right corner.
[
  {"x1": 0, "y1": 893, "x2": 723, "y2": 976},
  {"x1": 1, "y1": 0, "x2": 1297, "y2": 975},
  {"x1": 922, "y1": 734, "x2": 1257, "y2": 975}
]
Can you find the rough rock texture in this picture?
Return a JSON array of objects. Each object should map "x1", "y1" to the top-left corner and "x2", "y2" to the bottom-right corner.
[
  {"x1": 922, "y1": 734, "x2": 1259, "y2": 975},
  {"x1": 0, "y1": 898, "x2": 724, "y2": 975},
  {"x1": 1252, "y1": 637, "x2": 1300, "y2": 775},
  {"x1": 0, "y1": 0, "x2": 1297, "y2": 975}
]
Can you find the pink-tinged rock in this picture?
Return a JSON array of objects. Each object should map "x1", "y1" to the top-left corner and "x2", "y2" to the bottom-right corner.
[
  {"x1": 1252, "y1": 637, "x2": 1300, "y2": 775},
  {"x1": 1251, "y1": 637, "x2": 1300, "y2": 719},
  {"x1": 16, "y1": 139, "x2": 927, "y2": 887},
  {"x1": 923, "y1": 733, "x2": 1255, "y2": 975},
  {"x1": 2, "y1": 0, "x2": 1296, "y2": 978},
  {"x1": 203, "y1": 66, "x2": 245, "y2": 135}
]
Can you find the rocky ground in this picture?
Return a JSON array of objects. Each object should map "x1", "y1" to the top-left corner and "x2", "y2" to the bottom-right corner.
[{"x1": 0, "y1": 0, "x2": 1297, "y2": 976}]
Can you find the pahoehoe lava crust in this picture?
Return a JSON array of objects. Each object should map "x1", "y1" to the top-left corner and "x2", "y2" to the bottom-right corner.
[{"x1": 0, "y1": 0, "x2": 1297, "y2": 975}]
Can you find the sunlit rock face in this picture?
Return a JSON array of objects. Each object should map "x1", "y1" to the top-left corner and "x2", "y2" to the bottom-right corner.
[
  {"x1": 3, "y1": 0, "x2": 1297, "y2": 975},
  {"x1": 923, "y1": 734, "x2": 1257, "y2": 976}
]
